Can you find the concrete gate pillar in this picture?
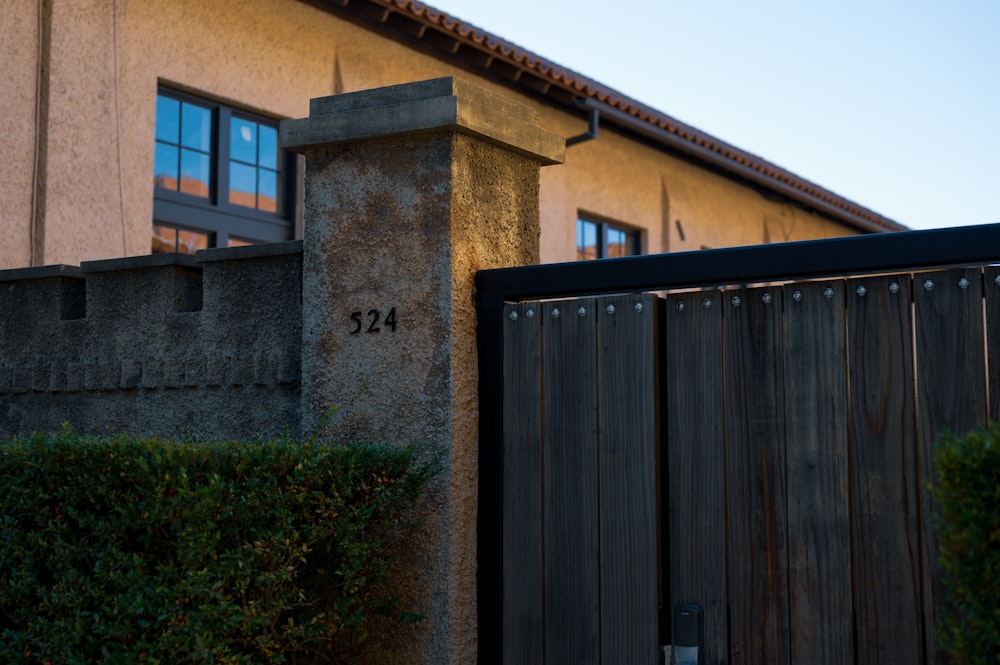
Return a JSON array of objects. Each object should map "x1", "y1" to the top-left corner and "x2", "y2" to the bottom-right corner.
[{"x1": 280, "y1": 78, "x2": 563, "y2": 664}]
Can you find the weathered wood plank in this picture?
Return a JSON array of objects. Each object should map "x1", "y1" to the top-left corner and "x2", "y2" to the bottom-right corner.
[
  {"x1": 542, "y1": 299, "x2": 600, "y2": 665},
  {"x1": 913, "y1": 268, "x2": 988, "y2": 665},
  {"x1": 723, "y1": 287, "x2": 790, "y2": 665},
  {"x1": 846, "y1": 274, "x2": 924, "y2": 665},
  {"x1": 502, "y1": 302, "x2": 543, "y2": 665},
  {"x1": 985, "y1": 267, "x2": 1000, "y2": 423},
  {"x1": 782, "y1": 281, "x2": 852, "y2": 664},
  {"x1": 665, "y1": 289, "x2": 727, "y2": 664},
  {"x1": 597, "y1": 294, "x2": 662, "y2": 665}
]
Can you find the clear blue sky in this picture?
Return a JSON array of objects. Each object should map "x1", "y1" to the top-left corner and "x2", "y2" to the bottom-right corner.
[{"x1": 427, "y1": 0, "x2": 999, "y2": 230}]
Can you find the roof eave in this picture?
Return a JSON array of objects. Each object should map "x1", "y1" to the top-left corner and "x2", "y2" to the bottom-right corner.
[
  {"x1": 579, "y1": 99, "x2": 900, "y2": 234},
  {"x1": 301, "y1": 0, "x2": 907, "y2": 233}
]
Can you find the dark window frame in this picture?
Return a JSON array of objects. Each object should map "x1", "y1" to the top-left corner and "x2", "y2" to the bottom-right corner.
[
  {"x1": 576, "y1": 216, "x2": 642, "y2": 260},
  {"x1": 153, "y1": 87, "x2": 296, "y2": 249}
]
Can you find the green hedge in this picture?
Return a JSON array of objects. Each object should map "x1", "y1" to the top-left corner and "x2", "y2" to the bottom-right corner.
[
  {"x1": 934, "y1": 424, "x2": 1000, "y2": 664},
  {"x1": 0, "y1": 428, "x2": 437, "y2": 664}
]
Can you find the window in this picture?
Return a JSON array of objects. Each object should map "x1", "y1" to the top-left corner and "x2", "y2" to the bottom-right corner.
[
  {"x1": 151, "y1": 225, "x2": 209, "y2": 254},
  {"x1": 152, "y1": 88, "x2": 295, "y2": 253},
  {"x1": 576, "y1": 217, "x2": 641, "y2": 260}
]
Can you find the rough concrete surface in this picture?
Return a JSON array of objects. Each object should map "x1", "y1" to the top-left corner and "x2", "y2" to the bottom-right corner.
[
  {"x1": 1, "y1": 76, "x2": 560, "y2": 664},
  {"x1": 0, "y1": 242, "x2": 303, "y2": 439},
  {"x1": 286, "y1": 77, "x2": 557, "y2": 664}
]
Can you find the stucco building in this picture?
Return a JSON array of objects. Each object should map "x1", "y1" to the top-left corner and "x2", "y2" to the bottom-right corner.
[{"x1": 1, "y1": 0, "x2": 905, "y2": 271}]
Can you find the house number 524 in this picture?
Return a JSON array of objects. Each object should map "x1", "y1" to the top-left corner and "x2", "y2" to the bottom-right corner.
[{"x1": 349, "y1": 307, "x2": 398, "y2": 334}]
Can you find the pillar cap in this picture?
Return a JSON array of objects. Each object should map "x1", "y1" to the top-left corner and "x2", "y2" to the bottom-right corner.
[{"x1": 279, "y1": 77, "x2": 565, "y2": 165}]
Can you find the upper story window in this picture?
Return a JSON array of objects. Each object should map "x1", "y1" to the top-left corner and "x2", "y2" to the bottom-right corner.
[
  {"x1": 576, "y1": 217, "x2": 641, "y2": 260},
  {"x1": 152, "y1": 88, "x2": 295, "y2": 253}
]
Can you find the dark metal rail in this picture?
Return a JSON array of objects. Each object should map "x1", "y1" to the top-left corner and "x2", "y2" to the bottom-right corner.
[{"x1": 477, "y1": 222, "x2": 1000, "y2": 305}]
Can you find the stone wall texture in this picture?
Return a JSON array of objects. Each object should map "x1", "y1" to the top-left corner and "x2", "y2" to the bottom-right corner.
[
  {"x1": 0, "y1": 242, "x2": 303, "y2": 439},
  {"x1": 282, "y1": 76, "x2": 561, "y2": 665},
  {"x1": 0, "y1": 77, "x2": 562, "y2": 665}
]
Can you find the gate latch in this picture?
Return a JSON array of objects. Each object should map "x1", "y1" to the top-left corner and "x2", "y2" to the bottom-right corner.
[{"x1": 663, "y1": 603, "x2": 703, "y2": 665}]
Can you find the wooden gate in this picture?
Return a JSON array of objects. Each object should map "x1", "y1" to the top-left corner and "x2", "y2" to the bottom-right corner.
[
  {"x1": 501, "y1": 294, "x2": 661, "y2": 665},
  {"x1": 664, "y1": 267, "x2": 994, "y2": 665},
  {"x1": 477, "y1": 224, "x2": 1000, "y2": 665}
]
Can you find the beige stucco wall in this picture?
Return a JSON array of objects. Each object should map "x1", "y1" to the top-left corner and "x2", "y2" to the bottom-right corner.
[
  {"x1": 44, "y1": 0, "x2": 128, "y2": 265},
  {"x1": 0, "y1": 0, "x2": 40, "y2": 268},
  {"x1": 1, "y1": 0, "x2": 860, "y2": 270},
  {"x1": 540, "y1": 120, "x2": 856, "y2": 258}
]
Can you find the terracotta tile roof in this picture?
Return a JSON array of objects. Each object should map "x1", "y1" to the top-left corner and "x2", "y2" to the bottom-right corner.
[{"x1": 315, "y1": 0, "x2": 906, "y2": 233}]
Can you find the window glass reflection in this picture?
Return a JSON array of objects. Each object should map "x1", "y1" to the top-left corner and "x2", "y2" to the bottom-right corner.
[
  {"x1": 179, "y1": 150, "x2": 210, "y2": 197},
  {"x1": 155, "y1": 96, "x2": 179, "y2": 143},
  {"x1": 576, "y1": 217, "x2": 639, "y2": 259},
  {"x1": 181, "y1": 103, "x2": 212, "y2": 151},
  {"x1": 258, "y1": 126, "x2": 278, "y2": 170},
  {"x1": 577, "y1": 219, "x2": 598, "y2": 261},
  {"x1": 230, "y1": 117, "x2": 257, "y2": 165},
  {"x1": 153, "y1": 143, "x2": 179, "y2": 190},
  {"x1": 258, "y1": 169, "x2": 277, "y2": 212},
  {"x1": 153, "y1": 87, "x2": 293, "y2": 252},
  {"x1": 177, "y1": 229, "x2": 209, "y2": 254},
  {"x1": 606, "y1": 227, "x2": 628, "y2": 258},
  {"x1": 155, "y1": 94, "x2": 211, "y2": 199},
  {"x1": 151, "y1": 224, "x2": 177, "y2": 253},
  {"x1": 152, "y1": 224, "x2": 209, "y2": 254},
  {"x1": 229, "y1": 161, "x2": 257, "y2": 208}
]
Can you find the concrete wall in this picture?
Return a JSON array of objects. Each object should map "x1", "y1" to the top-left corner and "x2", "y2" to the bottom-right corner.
[
  {"x1": 0, "y1": 0, "x2": 862, "y2": 270},
  {"x1": 0, "y1": 242, "x2": 303, "y2": 438},
  {"x1": 280, "y1": 76, "x2": 562, "y2": 665},
  {"x1": 0, "y1": 76, "x2": 562, "y2": 665}
]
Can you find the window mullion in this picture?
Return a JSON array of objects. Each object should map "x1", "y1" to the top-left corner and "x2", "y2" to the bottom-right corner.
[{"x1": 216, "y1": 106, "x2": 231, "y2": 207}]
